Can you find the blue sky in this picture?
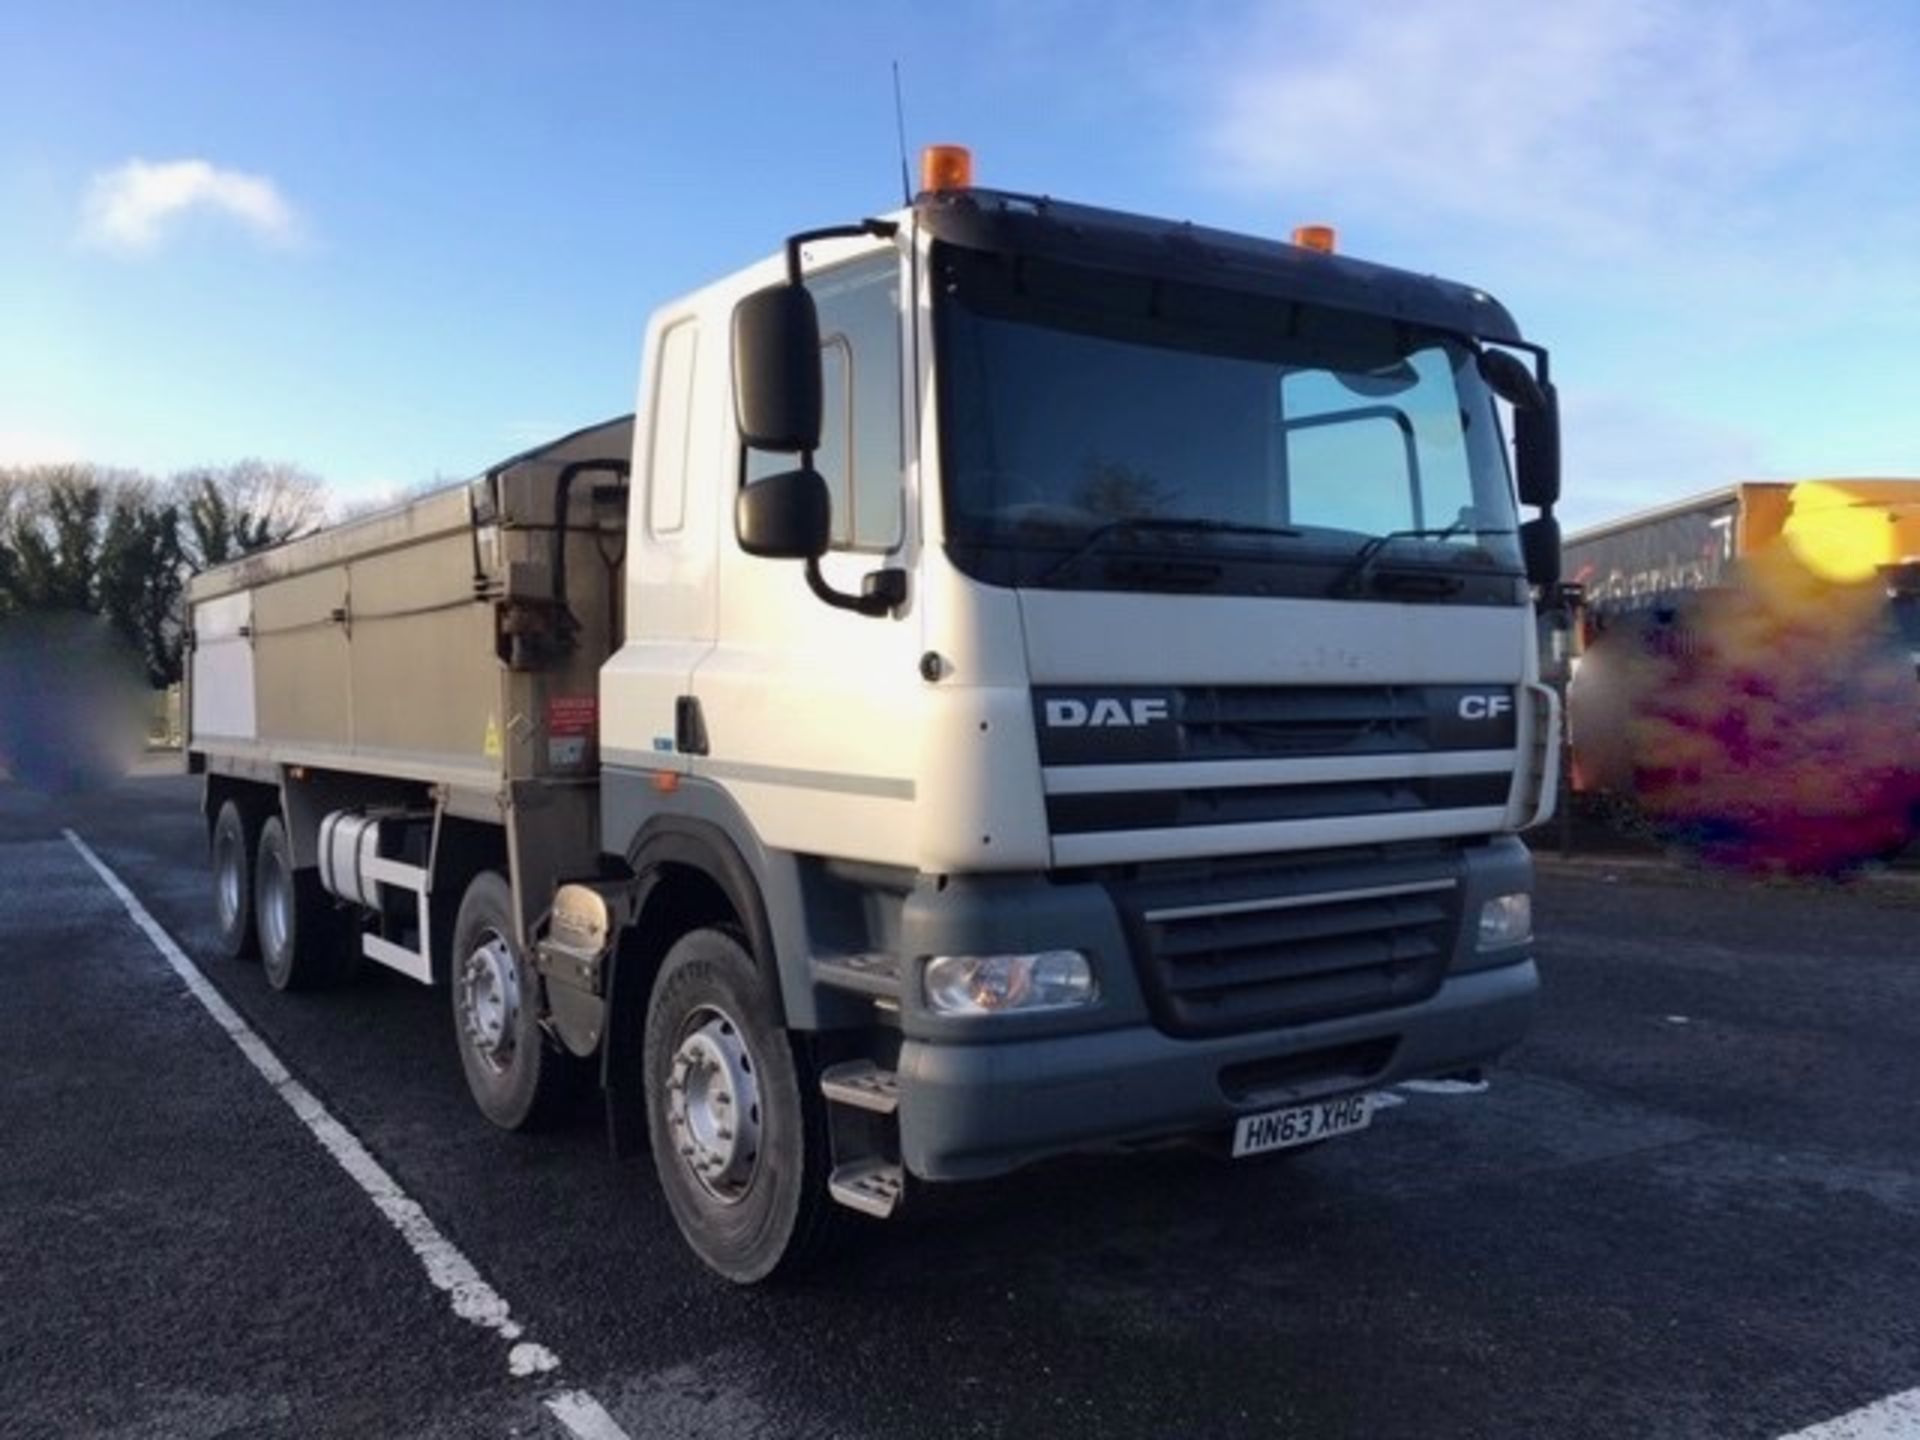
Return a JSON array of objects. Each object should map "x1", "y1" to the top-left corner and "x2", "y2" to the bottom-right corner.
[{"x1": 3, "y1": 0, "x2": 1917, "y2": 528}]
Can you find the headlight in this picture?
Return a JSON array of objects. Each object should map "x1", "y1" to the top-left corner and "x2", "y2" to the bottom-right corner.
[
  {"x1": 1477, "y1": 892, "x2": 1532, "y2": 949},
  {"x1": 923, "y1": 951, "x2": 1096, "y2": 1016}
]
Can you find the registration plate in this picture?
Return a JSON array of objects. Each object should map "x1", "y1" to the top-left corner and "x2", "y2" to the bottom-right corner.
[{"x1": 1232, "y1": 1093, "x2": 1375, "y2": 1158}]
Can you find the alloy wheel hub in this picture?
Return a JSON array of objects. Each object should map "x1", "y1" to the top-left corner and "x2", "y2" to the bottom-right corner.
[
  {"x1": 459, "y1": 934, "x2": 521, "y2": 1073},
  {"x1": 666, "y1": 1009, "x2": 763, "y2": 1203}
]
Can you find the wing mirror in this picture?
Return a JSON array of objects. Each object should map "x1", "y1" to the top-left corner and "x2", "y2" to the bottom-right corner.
[
  {"x1": 1514, "y1": 389, "x2": 1560, "y2": 510},
  {"x1": 1480, "y1": 348, "x2": 1560, "y2": 511},
  {"x1": 1478, "y1": 348, "x2": 1545, "y2": 410},
  {"x1": 735, "y1": 467, "x2": 831, "y2": 560},
  {"x1": 1520, "y1": 514, "x2": 1562, "y2": 589},
  {"x1": 732, "y1": 285, "x2": 822, "y2": 453}
]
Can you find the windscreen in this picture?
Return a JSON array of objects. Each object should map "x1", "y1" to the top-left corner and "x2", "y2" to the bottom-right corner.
[{"x1": 936, "y1": 247, "x2": 1524, "y2": 601}]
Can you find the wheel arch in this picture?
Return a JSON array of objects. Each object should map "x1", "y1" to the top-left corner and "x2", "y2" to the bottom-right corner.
[
  {"x1": 630, "y1": 823, "x2": 779, "y2": 993},
  {"x1": 601, "y1": 817, "x2": 788, "y2": 1157},
  {"x1": 203, "y1": 772, "x2": 276, "y2": 837}
]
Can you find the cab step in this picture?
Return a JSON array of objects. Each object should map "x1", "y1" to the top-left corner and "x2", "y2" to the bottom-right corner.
[
  {"x1": 810, "y1": 950, "x2": 901, "y2": 1000},
  {"x1": 819, "y1": 1059, "x2": 900, "y2": 1114},
  {"x1": 828, "y1": 1160, "x2": 905, "y2": 1218}
]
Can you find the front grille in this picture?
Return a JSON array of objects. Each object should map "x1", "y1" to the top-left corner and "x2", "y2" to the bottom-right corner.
[
  {"x1": 1104, "y1": 844, "x2": 1463, "y2": 1036},
  {"x1": 1033, "y1": 683, "x2": 1518, "y2": 766},
  {"x1": 1173, "y1": 686, "x2": 1449, "y2": 760},
  {"x1": 1047, "y1": 773, "x2": 1511, "y2": 834}
]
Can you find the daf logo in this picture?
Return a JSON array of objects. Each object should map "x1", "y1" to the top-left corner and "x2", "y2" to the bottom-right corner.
[
  {"x1": 1045, "y1": 697, "x2": 1172, "y2": 728},
  {"x1": 1457, "y1": 693, "x2": 1514, "y2": 721}
]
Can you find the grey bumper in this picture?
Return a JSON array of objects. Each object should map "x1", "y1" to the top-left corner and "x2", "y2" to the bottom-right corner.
[{"x1": 896, "y1": 957, "x2": 1538, "y2": 1181}]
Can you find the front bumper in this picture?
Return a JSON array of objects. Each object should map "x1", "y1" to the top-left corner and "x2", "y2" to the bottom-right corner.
[{"x1": 897, "y1": 956, "x2": 1537, "y2": 1181}]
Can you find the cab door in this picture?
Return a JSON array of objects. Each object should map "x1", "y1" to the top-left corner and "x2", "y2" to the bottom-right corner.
[
  {"x1": 690, "y1": 242, "x2": 923, "y2": 864},
  {"x1": 602, "y1": 307, "x2": 717, "y2": 778}
]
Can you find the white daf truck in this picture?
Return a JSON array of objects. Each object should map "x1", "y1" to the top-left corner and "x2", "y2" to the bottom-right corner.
[{"x1": 187, "y1": 149, "x2": 1564, "y2": 1283}]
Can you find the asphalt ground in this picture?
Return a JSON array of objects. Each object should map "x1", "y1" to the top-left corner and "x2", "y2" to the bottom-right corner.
[{"x1": 4, "y1": 770, "x2": 1919, "y2": 1439}]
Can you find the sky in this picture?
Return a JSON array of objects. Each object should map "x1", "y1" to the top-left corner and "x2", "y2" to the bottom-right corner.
[{"x1": 3, "y1": 0, "x2": 1917, "y2": 529}]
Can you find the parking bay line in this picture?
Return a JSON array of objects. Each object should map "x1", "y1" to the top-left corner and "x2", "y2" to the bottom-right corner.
[
  {"x1": 64, "y1": 829, "x2": 633, "y2": 1440},
  {"x1": 1778, "y1": 1389, "x2": 1920, "y2": 1439}
]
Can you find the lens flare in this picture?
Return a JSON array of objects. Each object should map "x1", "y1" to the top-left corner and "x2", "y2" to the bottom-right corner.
[{"x1": 1571, "y1": 542, "x2": 1920, "y2": 874}]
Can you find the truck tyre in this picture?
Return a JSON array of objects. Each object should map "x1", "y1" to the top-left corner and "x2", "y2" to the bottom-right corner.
[
  {"x1": 211, "y1": 800, "x2": 259, "y2": 961},
  {"x1": 451, "y1": 871, "x2": 581, "y2": 1131},
  {"x1": 643, "y1": 926, "x2": 841, "y2": 1284},
  {"x1": 255, "y1": 815, "x2": 354, "y2": 991}
]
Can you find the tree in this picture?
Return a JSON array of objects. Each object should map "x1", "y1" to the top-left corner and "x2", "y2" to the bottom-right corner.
[
  {"x1": 0, "y1": 471, "x2": 21, "y2": 620},
  {"x1": 0, "y1": 466, "x2": 193, "y2": 684},
  {"x1": 0, "y1": 467, "x2": 104, "y2": 614},
  {"x1": 177, "y1": 460, "x2": 325, "y2": 569},
  {"x1": 0, "y1": 457, "x2": 330, "y2": 692},
  {"x1": 96, "y1": 484, "x2": 187, "y2": 687}
]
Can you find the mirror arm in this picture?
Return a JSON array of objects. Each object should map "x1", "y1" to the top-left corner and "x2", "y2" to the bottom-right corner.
[
  {"x1": 784, "y1": 219, "x2": 901, "y2": 285},
  {"x1": 1486, "y1": 334, "x2": 1551, "y2": 388},
  {"x1": 805, "y1": 558, "x2": 901, "y2": 618}
]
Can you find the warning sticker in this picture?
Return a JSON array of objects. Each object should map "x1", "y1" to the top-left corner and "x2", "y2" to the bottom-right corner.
[
  {"x1": 483, "y1": 716, "x2": 502, "y2": 759},
  {"x1": 547, "y1": 696, "x2": 597, "y2": 738}
]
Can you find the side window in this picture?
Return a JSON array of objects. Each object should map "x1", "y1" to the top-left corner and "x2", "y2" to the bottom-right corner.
[
  {"x1": 816, "y1": 336, "x2": 852, "y2": 535},
  {"x1": 744, "y1": 255, "x2": 904, "y2": 552},
  {"x1": 648, "y1": 319, "x2": 698, "y2": 536}
]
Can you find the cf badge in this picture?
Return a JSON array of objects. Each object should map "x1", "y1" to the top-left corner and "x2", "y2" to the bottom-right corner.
[{"x1": 1457, "y1": 694, "x2": 1514, "y2": 721}]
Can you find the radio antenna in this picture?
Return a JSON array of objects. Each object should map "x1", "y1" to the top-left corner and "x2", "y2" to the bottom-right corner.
[{"x1": 891, "y1": 60, "x2": 912, "y2": 204}]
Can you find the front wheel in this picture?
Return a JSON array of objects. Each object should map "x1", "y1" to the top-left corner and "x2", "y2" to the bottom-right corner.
[
  {"x1": 643, "y1": 927, "x2": 841, "y2": 1284},
  {"x1": 451, "y1": 871, "x2": 581, "y2": 1130}
]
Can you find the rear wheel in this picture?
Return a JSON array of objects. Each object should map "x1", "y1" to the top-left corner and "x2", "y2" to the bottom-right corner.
[
  {"x1": 643, "y1": 926, "x2": 842, "y2": 1284},
  {"x1": 255, "y1": 815, "x2": 354, "y2": 991},
  {"x1": 451, "y1": 871, "x2": 581, "y2": 1130},
  {"x1": 210, "y1": 800, "x2": 259, "y2": 961}
]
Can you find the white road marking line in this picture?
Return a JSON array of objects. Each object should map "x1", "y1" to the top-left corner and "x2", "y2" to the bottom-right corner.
[
  {"x1": 1779, "y1": 1388, "x2": 1920, "y2": 1439},
  {"x1": 1398, "y1": 1077, "x2": 1491, "y2": 1096},
  {"x1": 546, "y1": 1390, "x2": 636, "y2": 1440},
  {"x1": 63, "y1": 829, "x2": 634, "y2": 1440}
]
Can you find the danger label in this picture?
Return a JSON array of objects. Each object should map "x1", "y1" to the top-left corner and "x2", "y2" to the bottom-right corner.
[{"x1": 547, "y1": 696, "x2": 597, "y2": 738}]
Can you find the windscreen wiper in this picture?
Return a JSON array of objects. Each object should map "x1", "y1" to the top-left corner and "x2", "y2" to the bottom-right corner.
[
  {"x1": 1038, "y1": 517, "x2": 1303, "y2": 585},
  {"x1": 1328, "y1": 523, "x2": 1514, "y2": 597}
]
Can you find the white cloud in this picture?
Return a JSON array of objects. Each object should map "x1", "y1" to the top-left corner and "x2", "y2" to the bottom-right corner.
[
  {"x1": 1195, "y1": 0, "x2": 1901, "y2": 262},
  {"x1": 0, "y1": 427, "x2": 85, "y2": 468},
  {"x1": 80, "y1": 158, "x2": 300, "y2": 253}
]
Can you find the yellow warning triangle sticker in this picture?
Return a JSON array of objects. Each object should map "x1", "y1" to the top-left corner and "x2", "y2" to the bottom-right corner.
[{"x1": 483, "y1": 716, "x2": 502, "y2": 759}]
